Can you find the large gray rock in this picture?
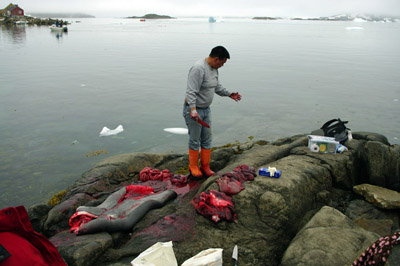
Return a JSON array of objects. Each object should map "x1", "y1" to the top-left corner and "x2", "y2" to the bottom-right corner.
[
  {"x1": 43, "y1": 153, "x2": 187, "y2": 234},
  {"x1": 44, "y1": 193, "x2": 92, "y2": 236},
  {"x1": 65, "y1": 153, "x2": 187, "y2": 198},
  {"x1": 27, "y1": 203, "x2": 53, "y2": 233},
  {"x1": 351, "y1": 132, "x2": 390, "y2": 145},
  {"x1": 29, "y1": 132, "x2": 400, "y2": 266},
  {"x1": 351, "y1": 132, "x2": 400, "y2": 191},
  {"x1": 50, "y1": 230, "x2": 113, "y2": 266},
  {"x1": 281, "y1": 206, "x2": 379, "y2": 266},
  {"x1": 345, "y1": 199, "x2": 400, "y2": 235},
  {"x1": 353, "y1": 183, "x2": 400, "y2": 209}
]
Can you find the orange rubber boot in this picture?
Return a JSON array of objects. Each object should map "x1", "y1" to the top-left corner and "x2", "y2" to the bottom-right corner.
[
  {"x1": 189, "y1": 149, "x2": 203, "y2": 178},
  {"x1": 200, "y1": 148, "x2": 215, "y2": 177}
]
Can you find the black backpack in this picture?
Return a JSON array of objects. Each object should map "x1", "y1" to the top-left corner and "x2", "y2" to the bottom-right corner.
[{"x1": 312, "y1": 118, "x2": 350, "y2": 144}]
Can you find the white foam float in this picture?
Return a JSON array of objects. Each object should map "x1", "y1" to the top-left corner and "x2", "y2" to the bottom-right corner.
[{"x1": 163, "y1": 128, "x2": 188, "y2": 135}]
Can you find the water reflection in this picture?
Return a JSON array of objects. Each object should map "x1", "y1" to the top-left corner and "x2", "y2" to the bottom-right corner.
[
  {"x1": 50, "y1": 30, "x2": 67, "y2": 42},
  {"x1": 0, "y1": 24, "x2": 26, "y2": 45}
]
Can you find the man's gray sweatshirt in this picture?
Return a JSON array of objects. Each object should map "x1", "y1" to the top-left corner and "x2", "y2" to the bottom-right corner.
[{"x1": 185, "y1": 58, "x2": 231, "y2": 109}]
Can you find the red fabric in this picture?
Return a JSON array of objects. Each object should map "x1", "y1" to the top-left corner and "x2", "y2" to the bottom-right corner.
[
  {"x1": 192, "y1": 190, "x2": 236, "y2": 223},
  {"x1": 0, "y1": 206, "x2": 66, "y2": 266},
  {"x1": 139, "y1": 167, "x2": 173, "y2": 182},
  {"x1": 0, "y1": 232, "x2": 47, "y2": 266}
]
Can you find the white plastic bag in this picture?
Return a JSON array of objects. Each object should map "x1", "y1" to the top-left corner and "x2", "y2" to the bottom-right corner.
[
  {"x1": 131, "y1": 241, "x2": 178, "y2": 266},
  {"x1": 181, "y1": 248, "x2": 223, "y2": 266},
  {"x1": 99, "y1": 125, "x2": 124, "y2": 137}
]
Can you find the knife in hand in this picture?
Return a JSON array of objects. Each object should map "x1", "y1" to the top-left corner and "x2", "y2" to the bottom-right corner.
[{"x1": 197, "y1": 117, "x2": 210, "y2": 128}]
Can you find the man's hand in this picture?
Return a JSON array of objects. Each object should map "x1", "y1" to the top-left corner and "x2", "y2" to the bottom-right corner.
[
  {"x1": 190, "y1": 109, "x2": 200, "y2": 121},
  {"x1": 230, "y1": 92, "x2": 242, "y2": 102}
]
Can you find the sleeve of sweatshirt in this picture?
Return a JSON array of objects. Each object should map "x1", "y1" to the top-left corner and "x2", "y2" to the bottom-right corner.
[
  {"x1": 186, "y1": 66, "x2": 204, "y2": 108},
  {"x1": 215, "y1": 80, "x2": 231, "y2": 97}
]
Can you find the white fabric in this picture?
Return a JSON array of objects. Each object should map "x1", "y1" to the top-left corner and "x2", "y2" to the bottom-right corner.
[
  {"x1": 131, "y1": 241, "x2": 178, "y2": 266},
  {"x1": 181, "y1": 248, "x2": 223, "y2": 266}
]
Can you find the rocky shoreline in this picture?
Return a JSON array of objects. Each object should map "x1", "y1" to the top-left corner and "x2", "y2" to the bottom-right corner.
[
  {"x1": 0, "y1": 16, "x2": 68, "y2": 26},
  {"x1": 27, "y1": 132, "x2": 400, "y2": 265}
]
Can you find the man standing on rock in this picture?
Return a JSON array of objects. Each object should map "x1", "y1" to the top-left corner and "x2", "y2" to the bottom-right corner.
[{"x1": 183, "y1": 46, "x2": 242, "y2": 179}]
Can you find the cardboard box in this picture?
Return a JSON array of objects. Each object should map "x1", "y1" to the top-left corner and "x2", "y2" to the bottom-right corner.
[{"x1": 308, "y1": 135, "x2": 339, "y2": 154}]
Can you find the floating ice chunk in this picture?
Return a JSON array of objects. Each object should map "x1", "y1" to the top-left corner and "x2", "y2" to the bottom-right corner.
[
  {"x1": 163, "y1": 128, "x2": 188, "y2": 135},
  {"x1": 346, "y1": 26, "x2": 364, "y2": 30},
  {"x1": 353, "y1": 18, "x2": 367, "y2": 22},
  {"x1": 100, "y1": 125, "x2": 124, "y2": 137}
]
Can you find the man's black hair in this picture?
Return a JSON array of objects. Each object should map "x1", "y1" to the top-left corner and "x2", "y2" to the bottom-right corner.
[{"x1": 209, "y1": 46, "x2": 230, "y2": 60}]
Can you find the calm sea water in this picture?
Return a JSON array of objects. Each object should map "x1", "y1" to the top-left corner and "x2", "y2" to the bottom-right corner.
[{"x1": 1, "y1": 18, "x2": 399, "y2": 209}]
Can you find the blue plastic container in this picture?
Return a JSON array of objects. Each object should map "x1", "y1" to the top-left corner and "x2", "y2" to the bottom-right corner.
[{"x1": 259, "y1": 167, "x2": 281, "y2": 178}]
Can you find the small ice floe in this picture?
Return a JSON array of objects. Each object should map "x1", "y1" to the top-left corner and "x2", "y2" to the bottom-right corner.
[
  {"x1": 353, "y1": 18, "x2": 367, "y2": 23},
  {"x1": 394, "y1": 99, "x2": 399, "y2": 102},
  {"x1": 71, "y1": 140, "x2": 79, "y2": 145},
  {"x1": 346, "y1": 26, "x2": 364, "y2": 30},
  {"x1": 100, "y1": 125, "x2": 124, "y2": 137},
  {"x1": 80, "y1": 84, "x2": 86, "y2": 87},
  {"x1": 163, "y1": 128, "x2": 188, "y2": 135}
]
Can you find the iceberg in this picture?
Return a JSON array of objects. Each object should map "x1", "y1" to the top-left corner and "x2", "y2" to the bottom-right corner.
[
  {"x1": 346, "y1": 26, "x2": 364, "y2": 30},
  {"x1": 99, "y1": 125, "x2": 124, "y2": 137},
  {"x1": 353, "y1": 18, "x2": 367, "y2": 22},
  {"x1": 163, "y1": 128, "x2": 188, "y2": 135}
]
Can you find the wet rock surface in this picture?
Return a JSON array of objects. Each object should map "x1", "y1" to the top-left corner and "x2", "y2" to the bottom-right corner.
[
  {"x1": 281, "y1": 206, "x2": 380, "y2": 266},
  {"x1": 353, "y1": 183, "x2": 400, "y2": 209},
  {"x1": 27, "y1": 132, "x2": 400, "y2": 265}
]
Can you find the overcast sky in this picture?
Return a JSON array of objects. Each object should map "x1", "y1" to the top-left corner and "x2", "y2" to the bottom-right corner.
[{"x1": 5, "y1": 0, "x2": 400, "y2": 17}]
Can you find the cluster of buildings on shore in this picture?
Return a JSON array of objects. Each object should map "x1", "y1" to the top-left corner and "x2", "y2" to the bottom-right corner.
[
  {"x1": 0, "y1": 3, "x2": 24, "y2": 18},
  {"x1": 0, "y1": 3, "x2": 69, "y2": 26}
]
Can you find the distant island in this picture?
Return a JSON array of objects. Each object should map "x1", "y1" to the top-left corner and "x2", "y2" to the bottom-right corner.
[
  {"x1": 29, "y1": 12, "x2": 95, "y2": 19},
  {"x1": 252, "y1": 14, "x2": 399, "y2": 22},
  {"x1": 253, "y1": 17, "x2": 281, "y2": 20},
  {"x1": 292, "y1": 14, "x2": 398, "y2": 22},
  {"x1": 126, "y1": 13, "x2": 175, "y2": 19}
]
